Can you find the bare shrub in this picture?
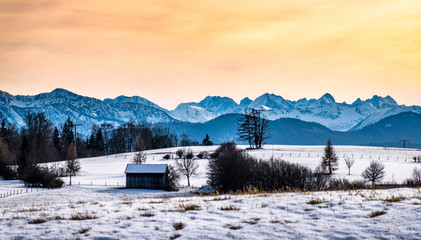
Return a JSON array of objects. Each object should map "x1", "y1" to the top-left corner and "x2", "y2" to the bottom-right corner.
[
  {"x1": 407, "y1": 167, "x2": 421, "y2": 186},
  {"x1": 344, "y1": 157, "x2": 355, "y2": 175},
  {"x1": 173, "y1": 222, "x2": 184, "y2": 230},
  {"x1": 368, "y1": 210, "x2": 386, "y2": 218},
  {"x1": 361, "y1": 161, "x2": 386, "y2": 188}
]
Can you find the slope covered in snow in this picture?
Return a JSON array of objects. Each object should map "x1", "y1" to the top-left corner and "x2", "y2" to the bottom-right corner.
[
  {"x1": 1, "y1": 145, "x2": 420, "y2": 239},
  {"x1": 0, "y1": 89, "x2": 175, "y2": 135}
]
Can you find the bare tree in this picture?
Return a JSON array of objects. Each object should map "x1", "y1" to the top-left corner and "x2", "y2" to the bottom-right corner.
[
  {"x1": 411, "y1": 167, "x2": 421, "y2": 186},
  {"x1": 66, "y1": 143, "x2": 80, "y2": 185},
  {"x1": 132, "y1": 135, "x2": 147, "y2": 164},
  {"x1": 321, "y1": 139, "x2": 339, "y2": 174},
  {"x1": 361, "y1": 161, "x2": 385, "y2": 188},
  {"x1": 237, "y1": 109, "x2": 271, "y2": 149},
  {"x1": 175, "y1": 151, "x2": 199, "y2": 187},
  {"x1": 344, "y1": 157, "x2": 355, "y2": 175}
]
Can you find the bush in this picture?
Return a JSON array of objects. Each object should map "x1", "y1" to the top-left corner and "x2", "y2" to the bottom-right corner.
[
  {"x1": 407, "y1": 167, "x2": 421, "y2": 186},
  {"x1": 176, "y1": 149, "x2": 184, "y2": 159},
  {"x1": 209, "y1": 151, "x2": 219, "y2": 159},
  {"x1": 328, "y1": 178, "x2": 368, "y2": 190},
  {"x1": 197, "y1": 151, "x2": 209, "y2": 159},
  {"x1": 0, "y1": 165, "x2": 17, "y2": 180},
  {"x1": 163, "y1": 154, "x2": 171, "y2": 160},
  {"x1": 21, "y1": 165, "x2": 64, "y2": 188},
  {"x1": 185, "y1": 150, "x2": 194, "y2": 160},
  {"x1": 208, "y1": 142, "x2": 332, "y2": 193}
]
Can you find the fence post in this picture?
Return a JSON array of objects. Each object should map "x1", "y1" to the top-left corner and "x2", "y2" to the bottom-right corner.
[
  {"x1": 91, "y1": 181, "x2": 92, "y2": 186},
  {"x1": 105, "y1": 182, "x2": 107, "y2": 186}
]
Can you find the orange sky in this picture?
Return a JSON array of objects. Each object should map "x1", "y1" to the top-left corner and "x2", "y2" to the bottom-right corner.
[{"x1": 1, "y1": 0, "x2": 421, "y2": 109}]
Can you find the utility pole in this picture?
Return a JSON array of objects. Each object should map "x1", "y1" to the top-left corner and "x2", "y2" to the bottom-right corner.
[{"x1": 400, "y1": 140, "x2": 409, "y2": 149}]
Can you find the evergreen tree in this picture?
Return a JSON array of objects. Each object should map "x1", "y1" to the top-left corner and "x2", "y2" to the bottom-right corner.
[
  {"x1": 62, "y1": 116, "x2": 74, "y2": 146},
  {"x1": 95, "y1": 129, "x2": 105, "y2": 155},
  {"x1": 321, "y1": 139, "x2": 339, "y2": 174},
  {"x1": 201, "y1": 134, "x2": 214, "y2": 146},
  {"x1": 52, "y1": 127, "x2": 62, "y2": 160}
]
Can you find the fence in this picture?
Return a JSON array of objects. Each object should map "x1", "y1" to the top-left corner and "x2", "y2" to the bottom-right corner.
[
  {"x1": 246, "y1": 151, "x2": 409, "y2": 161},
  {"x1": 0, "y1": 187, "x2": 52, "y2": 199}
]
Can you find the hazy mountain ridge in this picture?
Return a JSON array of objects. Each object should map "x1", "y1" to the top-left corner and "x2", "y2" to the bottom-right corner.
[
  {"x1": 1, "y1": 89, "x2": 420, "y2": 139},
  {"x1": 0, "y1": 88, "x2": 175, "y2": 135},
  {"x1": 170, "y1": 92, "x2": 421, "y2": 131},
  {"x1": 165, "y1": 112, "x2": 421, "y2": 147}
]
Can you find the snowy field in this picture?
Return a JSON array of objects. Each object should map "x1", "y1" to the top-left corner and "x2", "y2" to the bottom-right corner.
[{"x1": 1, "y1": 145, "x2": 421, "y2": 239}]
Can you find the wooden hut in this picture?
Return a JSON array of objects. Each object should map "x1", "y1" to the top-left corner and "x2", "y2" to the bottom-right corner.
[{"x1": 125, "y1": 164, "x2": 168, "y2": 189}]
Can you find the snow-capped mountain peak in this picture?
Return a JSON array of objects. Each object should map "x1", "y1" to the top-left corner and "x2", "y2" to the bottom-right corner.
[{"x1": 319, "y1": 93, "x2": 336, "y2": 104}]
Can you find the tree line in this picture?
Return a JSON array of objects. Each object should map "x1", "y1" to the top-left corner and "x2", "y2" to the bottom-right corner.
[{"x1": 0, "y1": 112, "x2": 191, "y2": 186}]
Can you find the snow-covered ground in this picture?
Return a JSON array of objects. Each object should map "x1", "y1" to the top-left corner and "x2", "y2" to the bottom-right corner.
[{"x1": 1, "y1": 145, "x2": 421, "y2": 239}]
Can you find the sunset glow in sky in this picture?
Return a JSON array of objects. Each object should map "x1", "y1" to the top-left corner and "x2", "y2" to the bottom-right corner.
[{"x1": 1, "y1": 0, "x2": 421, "y2": 109}]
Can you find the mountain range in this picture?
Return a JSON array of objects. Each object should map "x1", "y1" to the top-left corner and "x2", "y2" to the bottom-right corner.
[{"x1": 1, "y1": 88, "x2": 421, "y2": 146}]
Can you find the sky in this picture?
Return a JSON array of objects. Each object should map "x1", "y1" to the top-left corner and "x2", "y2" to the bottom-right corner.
[{"x1": 1, "y1": 0, "x2": 421, "y2": 110}]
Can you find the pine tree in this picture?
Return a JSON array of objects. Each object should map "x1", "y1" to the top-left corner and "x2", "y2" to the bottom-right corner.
[
  {"x1": 95, "y1": 129, "x2": 105, "y2": 155},
  {"x1": 201, "y1": 134, "x2": 214, "y2": 146},
  {"x1": 62, "y1": 117, "x2": 74, "y2": 145},
  {"x1": 52, "y1": 127, "x2": 62, "y2": 160},
  {"x1": 321, "y1": 139, "x2": 339, "y2": 174}
]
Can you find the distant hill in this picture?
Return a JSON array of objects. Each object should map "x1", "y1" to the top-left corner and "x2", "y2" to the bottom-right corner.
[
  {"x1": 165, "y1": 112, "x2": 421, "y2": 147},
  {"x1": 1, "y1": 88, "x2": 421, "y2": 147}
]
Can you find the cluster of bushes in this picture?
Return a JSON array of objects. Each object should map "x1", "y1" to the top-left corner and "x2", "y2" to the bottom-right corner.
[
  {"x1": 20, "y1": 165, "x2": 64, "y2": 188},
  {"x1": 208, "y1": 142, "x2": 375, "y2": 193},
  {"x1": 208, "y1": 142, "x2": 326, "y2": 192}
]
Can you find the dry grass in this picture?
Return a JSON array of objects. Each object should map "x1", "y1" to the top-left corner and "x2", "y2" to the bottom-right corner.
[
  {"x1": 384, "y1": 196, "x2": 406, "y2": 203},
  {"x1": 73, "y1": 228, "x2": 90, "y2": 235},
  {"x1": 368, "y1": 210, "x2": 386, "y2": 218},
  {"x1": 243, "y1": 218, "x2": 260, "y2": 225},
  {"x1": 205, "y1": 196, "x2": 231, "y2": 202},
  {"x1": 121, "y1": 198, "x2": 134, "y2": 205},
  {"x1": 307, "y1": 199, "x2": 323, "y2": 205},
  {"x1": 179, "y1": 204, "x2": 201, "y2": 212},
  {"x1": 28, "y1": 218, "x2": 47, "y2": 224},
  {"x1": 140, "y1": 212, "x2": 155, "y2": 217},
  {"x1": 224, "y1": 224, "x2": 242, "y2": 230},
  {"x1": 173, "y1": 222, "x2": 184, "y2": 230},
  {"x1": 219, "y1": 205, "x2": 240, "y2": 211},
  {"x1": 69, "y1": 212, "x2": 97, "y2": 220}
]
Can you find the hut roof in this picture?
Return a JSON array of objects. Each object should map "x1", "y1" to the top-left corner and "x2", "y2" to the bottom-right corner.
[{"x1": 125, "y1": 164, "x2": 167, "y2": 174}]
